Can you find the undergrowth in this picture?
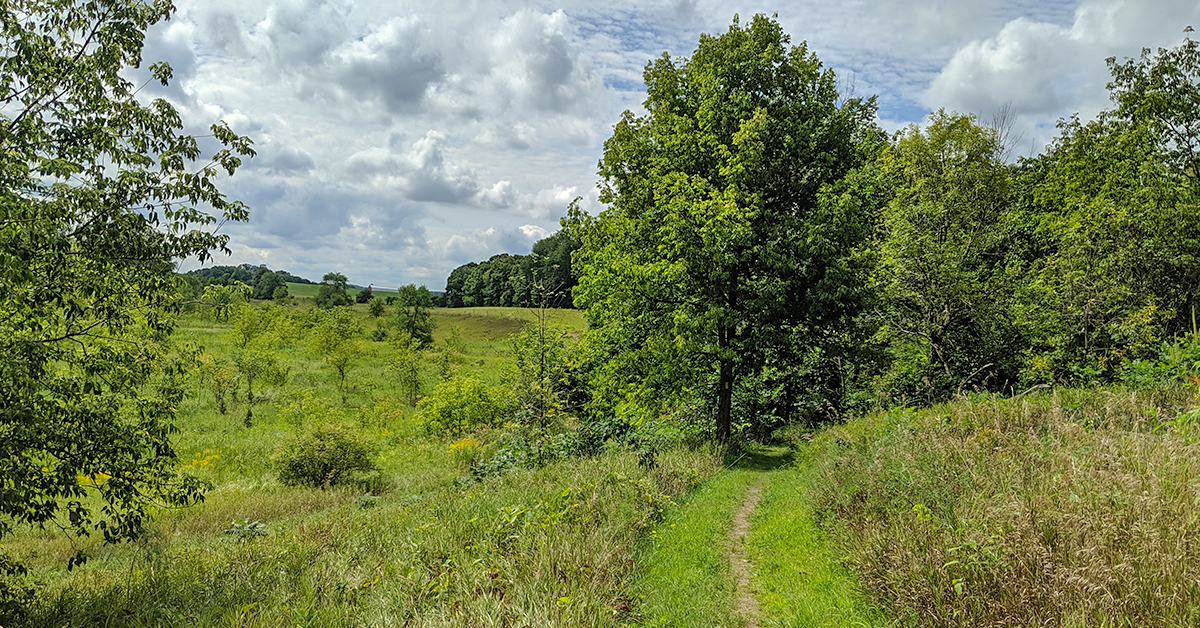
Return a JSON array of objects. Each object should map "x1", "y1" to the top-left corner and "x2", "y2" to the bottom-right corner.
[
  {"x1": 808, "y1": 385, "x2": 1200, "y2": 627},
  {"x1": 14, "y1": 448, "x2": 721, "y2": 627}
]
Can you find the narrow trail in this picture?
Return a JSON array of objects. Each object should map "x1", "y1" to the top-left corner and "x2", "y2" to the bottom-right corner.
[{"x1": 730, "y1": 476, "x2": 766, "y2": 627}]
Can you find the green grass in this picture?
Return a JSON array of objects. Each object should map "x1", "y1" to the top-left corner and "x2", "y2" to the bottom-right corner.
[
  {"x1": 631, "y1": 445, "x2": 805, "y2": 627},
  {"x1": 5, "y1": 303, "x2": 732, "y2": 627},
  {"x1": 749, "y1": 448, "x2": 888, "y2": 628},
  {"x1": 282, "y1": 283, "x2": 398, "y2": 299},
  {"x1": 804, "y1": 387, "x2": 1200, "y2": 627},
  {"x1": 283, "y1": 281, "x2": 320, "y2": 298},
  {"x1": 633, "y1": 468, "x2": 756, "y2": 627}
]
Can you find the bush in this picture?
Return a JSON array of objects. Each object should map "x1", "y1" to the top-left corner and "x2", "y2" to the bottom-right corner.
[
  {"x1": 272, "y1": 423, "x2": 379, "y2": 489},
  {"x1": 419, "y1": 376, "x2": 512, "y2": 434}
]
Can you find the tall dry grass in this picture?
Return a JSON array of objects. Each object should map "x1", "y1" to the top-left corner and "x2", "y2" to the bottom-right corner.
[{"x1": 809, "y1": 386, "x2": 1200, "y2": 627}]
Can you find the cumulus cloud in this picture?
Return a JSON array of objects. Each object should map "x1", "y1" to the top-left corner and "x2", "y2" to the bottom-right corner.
[
  {"x1": 922, "y1": 0, "x2": 1200, "y2": 152},
  {"x1": 346, "y1": 131, "x2": 482, "y2": 204},
  {"x1": 167, "y1": 0, "x2": 1199, "y2": 287},
  {"x1": 138, "y1": 19, "x2": 198, "y2": 106},
  {"x1": 331, "y1": 17, "x2": 444, "y2": 112},
  {"x1": 442, "y1": 224, "x2": 550, "y2": 265},
  {"x1": 252, "y1": 142, "x2": 316, "y2": 175},
  {"x1": 257, "y1": 0, "x2": 349, "y2": 70},
  {"x1": 198, "y1": 10, "x2": 249, "y2": 56},
  {"x1": 924, "y1": 18, "x2": 1079, "y2": 116},
  {"x1": 488, "y1": 10, "x2": 596, "y2": 114}
]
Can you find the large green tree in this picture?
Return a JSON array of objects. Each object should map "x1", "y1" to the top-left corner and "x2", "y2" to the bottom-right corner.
[
  {"x1": 0, "y1": 0, "x2": 253, "y2": 587},
  {"x1": 316, "y1": 271, "x2": 351, "y2": 308},
  {"x1": 873, "y1": 111, "x2": 1020, "y2": 400},
  {"x1": 575, "y1": 15, "x2": 880, "y2": 440},
  {"x1": 1006, "y1": 35, "x2": 1200, "y2": 383}
]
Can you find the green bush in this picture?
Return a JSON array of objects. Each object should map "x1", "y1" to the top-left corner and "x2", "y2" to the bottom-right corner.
[
  {"x1": 419, "y1": 375, "x2": 512, "y2": 434},
  {"x1": 272, "y1": 423, "x2": 379, "y2": 489}
]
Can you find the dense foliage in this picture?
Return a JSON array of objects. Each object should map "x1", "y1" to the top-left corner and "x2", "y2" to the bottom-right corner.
[
  {"x1": 442, "y1": 224, "x2": 580, "y2": 308},
  {"x1": 0, "y1": 0, "x2": 252, "y2": 586},
  {"x1": 868, "y1": 37, "x2": 1200, "y2": 403},
  {"x1": 571, "y1": 22, "x2": 1200, "y2": 436},
  {"x1": 315, "y1": 271, "x2": 352, "y2": 308},
  {"x1": 182, "y1": 263, "x2": 311, "y2": 302},
  {"x1": 574, "y1": 15, "x2": 882, "y2": 440}
]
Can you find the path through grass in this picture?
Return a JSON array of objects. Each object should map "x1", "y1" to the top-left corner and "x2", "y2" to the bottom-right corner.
[{"x1": 633, "y1": 443, "x2": 885, "y2": 627}]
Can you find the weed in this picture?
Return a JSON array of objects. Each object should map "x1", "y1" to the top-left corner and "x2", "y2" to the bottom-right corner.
[{"x1": 222, "y1": 520, "x2": 268, "y2": 542}]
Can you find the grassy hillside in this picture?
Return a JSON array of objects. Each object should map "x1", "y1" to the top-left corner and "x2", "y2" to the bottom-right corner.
[
  {"x1": 9, "y1": 300, "x2": 1200, "y2": 626},
  {"x1": 3, "y1": 304, "x2": 731, "y2": 626},
  {"x1": 798, "y1": 386, "x2": 1200, "y2": 627}
]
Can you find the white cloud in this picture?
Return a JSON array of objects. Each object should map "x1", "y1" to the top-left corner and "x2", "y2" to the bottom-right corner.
[
  {"x1": 256, "y1": 0, "x2": 349, "y2": 70},
  {"x1": 330, "y1": 16, "x2": 444, "y2": 112},
  {"x1": 923, "y1": 0, "x2": 1200, "y2": 153},
  {"x1": 164, "y1": 0, "x2": 1199, "y2": 287},
  {"x1": 346, "y1": 131, "x2": 481, "y2": 204},
  {"x1": 488, "y1": 10, "x2": 595, "y2": 114}
]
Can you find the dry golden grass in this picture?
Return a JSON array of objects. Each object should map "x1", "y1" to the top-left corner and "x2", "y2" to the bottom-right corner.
[{"x1": 809, "y1": 386, "x2": 1200, "y2": 627}]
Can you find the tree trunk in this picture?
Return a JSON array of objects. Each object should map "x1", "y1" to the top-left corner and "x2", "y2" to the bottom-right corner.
[{"x1": 717, "y1": 325, "x2": 733, "y2": 442}]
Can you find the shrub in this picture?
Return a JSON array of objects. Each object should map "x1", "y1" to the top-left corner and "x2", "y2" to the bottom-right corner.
[
  {"x1": 420, "y1": 376, "x2": 512, "y2": 434},
  {"x1": 272, "y1": 423, "x2": 379, "y2": 489}
]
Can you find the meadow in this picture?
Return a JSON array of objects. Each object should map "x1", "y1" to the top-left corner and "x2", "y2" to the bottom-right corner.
[
  {"x1": 804, "y1": 386, "x2": 1200, "y2": 627},
  {"x1": 7, "y1": 296, "x2": 1200, "y2": 627},
  {"x1": 3, "y1": 301, "x2": 717, "y2": 627}
]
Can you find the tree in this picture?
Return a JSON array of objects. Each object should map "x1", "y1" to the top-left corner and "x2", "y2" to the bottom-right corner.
[
  {"x1": 443, "y1": 262, "x2": 477, "y2": 307},
  {"x1": 252, "y1": 270, "x2": 285, "y2": 300},
  {"x1": 197, "y1": 355, "x2": 236, "y2": 415},
  {"x1": 388, "y1": 332, "x2": 424, "y2": 406},
  {"x1": 202, "y1": 281, "x2": 251, "y2": 321},
  {"x1": 1005, "y1": 35, "x2": 1200, "y2": 383},
  {"x1": 355, "y1": 284, "x2": 374, "y2": 304},
  {"x1": 232, "y1": 349, "x2": 285, "y2": 407},
  {"x1": 311, "y1": 308, "x2": 363, "y2": 405},
  {"x1": 575, "y1": 15, "x2": 879, "y2": 440},
  {"x1": 0, "y1": 0, "x2": 254, "y2": 588},
  {"x1": 316, "y1": 272, "x2": 351, "y2": 308},
  {"x1": 393, "y1": 284, "x2": 436, "y2": 350},
  {"x1": 368, "y1": 298, "x2": 385, "y2": 318},
  {"x1": 874, "y1": 111, "x2": 1019, "y2": 400}
]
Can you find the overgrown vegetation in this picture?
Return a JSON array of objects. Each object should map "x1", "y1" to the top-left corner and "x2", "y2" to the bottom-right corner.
[
  {"x1": 6, "y1": 6, "x2": 1200, "y2": 625},
  {"x1": 805, "y1": 379, "x2": 1200, "y2": 626}
]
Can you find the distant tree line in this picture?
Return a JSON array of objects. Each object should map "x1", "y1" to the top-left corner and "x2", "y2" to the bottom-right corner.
[
  {"x1": 441, "y1": 226, "x2": 580, "y2": 308},
  {"x1": 182, "y1": 264, "x2": 313, "y2": 301}
]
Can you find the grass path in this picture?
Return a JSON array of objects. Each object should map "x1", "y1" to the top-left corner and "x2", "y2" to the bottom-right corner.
[
  {"x1": 632, "y1": 443, "x2": 886, "y2": 627},
  {"x1": 729, "y1": 476, "x2": 766, "y2": 627}
]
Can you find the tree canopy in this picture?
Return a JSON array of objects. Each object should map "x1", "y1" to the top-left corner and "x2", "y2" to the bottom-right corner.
[
  {"x1": 441, "y1": 226, "x2": 580, "y2": 309},
  {"x1": 0, "y1": 0, "x2": 254, "y2": 574},
  {"x1": 574, "y1": 14, "x2": 882, "y2": 440},
  {"x1": 316, "y1": 272, "x2": 351, "y2": 308}
]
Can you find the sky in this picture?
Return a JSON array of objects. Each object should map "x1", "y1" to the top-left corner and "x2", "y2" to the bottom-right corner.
[{"x1": 154, "y1": 0, "x2": 1200, "y2": 289}]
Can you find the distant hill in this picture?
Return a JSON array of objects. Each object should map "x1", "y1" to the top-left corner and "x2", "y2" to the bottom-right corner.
[
  {"x1": 181, "y1": 263, "x2": 312, "y2": 301},
  {"x1": 187, "y1": 263, "x2": 313, "y2": 286}
]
